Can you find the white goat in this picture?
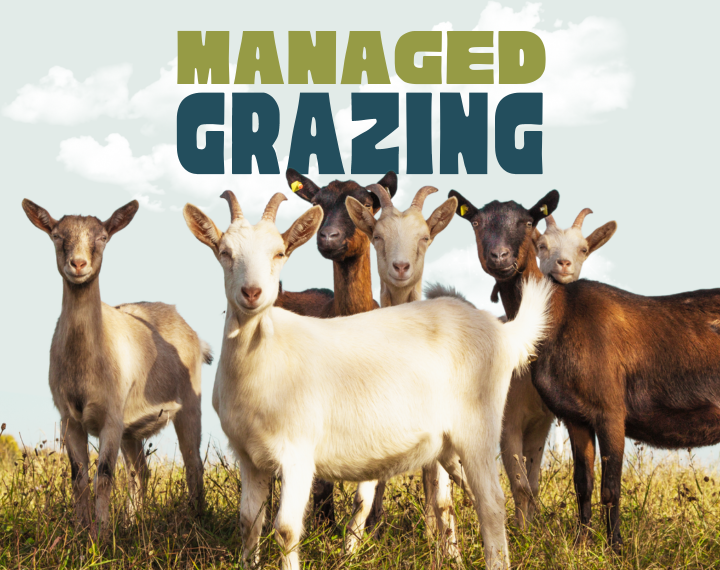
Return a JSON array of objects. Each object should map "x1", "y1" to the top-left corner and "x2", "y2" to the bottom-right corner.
[
  {"x1": 22, "y1": 199, "x2": 211, "y2": 537},
  {"x1": 346, "y1": 184, "x2": 470, "y2": 554},
  {"x1": 183, "y1": 191, "x2": 552, "y2": 570},
  {"x1": 432, "y1": 208, "x2": 617, "y2": 528}
]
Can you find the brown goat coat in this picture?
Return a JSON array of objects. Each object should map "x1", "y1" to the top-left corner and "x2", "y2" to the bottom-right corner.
[{"x1": 453, "y1": 190, "x2": 720, "y2": 548}]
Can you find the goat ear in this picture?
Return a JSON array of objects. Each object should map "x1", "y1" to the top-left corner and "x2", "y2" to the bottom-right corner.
[
  {"x1": 286, "y1": 168, "x2": 320, "y2": 203},
  {"x1": 586, "y1": 221, "x2": 617, "y2": 254},
  {"x1": 183, "y1": 204, "x2": 223, "y2": 252},
  {"x1": 426, "y1": 197, "x2": 457, "y2": 239},
  {"x1": 376, "y1": 171, "x2": 397, "y2": 197},
  {"x1": 104, "y1": 200, "x2": 139, "y2": 239},
  {"x1": 282, "y1": 205, "x2": 324, "y2": 256},
  {"x1": 346, "y1": 196, "x2": 376, "y2": 238},
  {"x1": 22, "y1": 199, "x2": 57, "y2": 235},
  {"x1": 528, "y1": 190, "x2": 559, "y2": 225},
  {"x1": 448, "y1": 190, "x2": 478, "y2": 222}
]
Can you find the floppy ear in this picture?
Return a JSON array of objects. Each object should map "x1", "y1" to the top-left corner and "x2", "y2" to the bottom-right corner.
[
  {"x1": 286, "y1": 168, "x2": 320, "y2": 203},
  {"x1": 586, "y1": 221, "x2": 617, "y2": 254},
  {"x1": 22, "y1": 199, "x2": 57, "y2": 235},
  {"x1": 426, "y1": 197, "x2": 457, "y2": 239},
  {"x1": 183, "y1": 204, "x2": 223, "y2": 252},
  {"x1": 448, "y1": 190, "x2": 478, "y2": 222},
  {"x1": 528, "y1": 190, "x2": 560, "y2": 225},
  {"x1": 346, "y1": 196, "x2": 376, "y2": 239},
  {"x1": 282, "y1": 205, "x2": 324, "y2": 256},
  {"x1": 104, "y1": 200, "x2": 139, "y2": 239}
]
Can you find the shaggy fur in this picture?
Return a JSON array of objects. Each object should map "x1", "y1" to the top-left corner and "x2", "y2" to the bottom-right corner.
[{"x1": 184, "y1": 192, "x2": 553, "y2": 570}]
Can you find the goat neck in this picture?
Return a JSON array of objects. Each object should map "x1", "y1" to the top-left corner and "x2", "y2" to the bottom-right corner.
[
  {"x1": 57, "y1": 275, "x2": 105, "y2": 351},
  {"x1": 331, "y1": 241, "x2": 375, "y2": 316},
  {"x1": 380, "y1": 279, "x2": 423, "y2": 308}
]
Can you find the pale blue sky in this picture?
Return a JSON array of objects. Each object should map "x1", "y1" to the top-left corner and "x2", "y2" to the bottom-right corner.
[{"x1": 1, "y1": 0, "x2": 718, "y2": 466}]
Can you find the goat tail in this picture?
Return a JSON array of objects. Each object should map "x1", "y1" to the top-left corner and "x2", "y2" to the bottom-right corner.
[
  {"x1": 200, "y1": 340, "x2": 214, "y2": 365},
  {"x1": 423, "y1": 282, "x2": 476, "y2": 307},
  {"x1": 500, "y1": 276, "x2": 553, "y2": 374}
]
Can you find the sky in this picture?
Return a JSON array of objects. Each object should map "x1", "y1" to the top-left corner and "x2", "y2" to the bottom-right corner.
[{"x1": 1, "y1": 0, "x2": 719, "y2": 466}]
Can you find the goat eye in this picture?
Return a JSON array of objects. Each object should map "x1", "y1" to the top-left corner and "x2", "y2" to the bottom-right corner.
[
  {"x1": 472, "y1": 221, "x2": 479, "y2": 227},
  {"x1": 526, "y1": 221, "x2": 533, "y2": 227},
  {"x1": 365, "y1": 203, "x2": 373, "y2": 209},
  {"x1": 98, "y1": 235, "x2": 107, "y2": 242},
  {"x1": 581, "y1": 248, "x2": 588, "y2": 254},
  {"x1": 275, "y1": 252, "x2": 285, "y2": 259}
]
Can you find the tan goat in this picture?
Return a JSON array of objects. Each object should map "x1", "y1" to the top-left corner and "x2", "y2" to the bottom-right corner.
[
  {"x1": 346, "y1": 185, "x2": 470, "y2": 554},
  {"x1": 22, "y1": 199, "x2": 211, "y2": 537}
]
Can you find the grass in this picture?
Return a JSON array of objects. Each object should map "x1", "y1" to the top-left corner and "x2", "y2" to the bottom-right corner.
[{"x1": 1, "y1": 434, "x2": 719, "y2": 569}]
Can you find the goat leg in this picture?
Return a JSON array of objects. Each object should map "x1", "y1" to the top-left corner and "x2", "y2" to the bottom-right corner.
[
  {"x1": 597, "y1": 419, "x2": 625, "y2": 552},
  {"x1": 567, "y1": 421, "x2": 596, "y2": 542}
]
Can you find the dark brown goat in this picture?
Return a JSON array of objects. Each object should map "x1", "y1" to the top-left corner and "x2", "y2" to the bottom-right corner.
[
  {"x1": 449, "y1": 189, "x2": 720, "y2": 550},
  {"x1": 274, "y1": 169, "x2": 397, "y2": 526}
]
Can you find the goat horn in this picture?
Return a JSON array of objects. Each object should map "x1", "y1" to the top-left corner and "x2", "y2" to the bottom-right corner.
[
  {"x1": 410, "y1": 186, "x2": 438, "y2": 210},
  {"x1": 572, "y1": 208, "x2": 594, "y2": 230},
  {"x1": 545, "y1": 214, "x2": 557, "y2": 228},
  {"x1": 262, "y1": 193, "x2": 288, "y2": 222},
  {"x1": 220, "y1": 190, "x2": 243, "y2": 222},
  {"x1": 367, "y1": 184, "x2": 394, "y2": 210}
]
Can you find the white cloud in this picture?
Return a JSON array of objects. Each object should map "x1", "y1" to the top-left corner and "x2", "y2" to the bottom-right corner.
[
  {"x1": 56, "y1": 132, "x2": 313, "y2": 220},
  {"x1": 3, "y1": 65, "x2": 132, "y2": 124},
  {"x1": 3, "y1": 59, "x2": 246, "y2": 127}
]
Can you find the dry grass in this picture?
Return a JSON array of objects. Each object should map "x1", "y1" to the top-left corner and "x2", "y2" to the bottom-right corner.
[{"x1": 1, "y1": 435, "x2": 718, "y2": 569}]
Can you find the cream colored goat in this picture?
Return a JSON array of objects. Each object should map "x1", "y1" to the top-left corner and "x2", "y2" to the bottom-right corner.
[
  {"x1": 22, "y1": 199, "x2": 211, "y2": 537},
  {"x1": 347, "y1": 184, "x2": 470, "y2": 554},
  {"x1": 183, "y1": 191, "x2": 553, "y2": 570},
  {"x1": 435, "y1": 208, "x2": 617, "y2": 529}
]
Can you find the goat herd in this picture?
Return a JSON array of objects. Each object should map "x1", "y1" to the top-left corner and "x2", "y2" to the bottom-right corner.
[{"x1": 22, "y1": 170, "x2": 720, "y2": 570}]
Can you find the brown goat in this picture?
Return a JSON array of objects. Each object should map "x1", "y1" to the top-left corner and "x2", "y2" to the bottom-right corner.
[
  {"x1": 449, "y1": 188, "x2": 720, "y2": 550},
  {"x1": 273, "y1": 169, "x2": 397, "y2": 526},
  {"x1": 22, "y1": 199, "x2": 211, "y2": 537}
]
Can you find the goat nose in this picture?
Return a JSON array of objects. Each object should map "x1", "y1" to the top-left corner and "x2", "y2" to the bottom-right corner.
[
  {"x1": 319, "y1": 229, "x2": 339, "y2": 239},
  {"x1": 557, "y1": 259, "x2": 571, "y2": 268},
  {"x1": 490, "y1": 249, "x2": 510, "y2": 261},
  {"x1": 393, "y1": 262, "x2": 410, "y2": 276},
  {"x1": 241, "y1": 287, "x2": 262, "y2": 303},
  {"x1": 70, "y1": 258, "x2": 87, "y2": 270}
]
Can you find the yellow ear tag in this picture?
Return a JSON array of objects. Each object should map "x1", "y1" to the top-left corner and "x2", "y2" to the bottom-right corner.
[
  {"x1": 291, "y1": 181, "x2": 303, "y2": 193},
  {"x1": 540, "y1": 204, "x2": 548, "y2": 216},
  {"x1": 460, "y1": 204, "x2": 468, "y2": 216}
]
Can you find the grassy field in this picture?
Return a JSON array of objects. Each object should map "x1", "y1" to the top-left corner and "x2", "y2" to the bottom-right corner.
[{"x1": 1, "y1": 433, "x2": 719, "y2": 570}]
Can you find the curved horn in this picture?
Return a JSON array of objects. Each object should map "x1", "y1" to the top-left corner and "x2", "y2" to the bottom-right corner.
[
  {"x1": 410, "y1": 186, "x2": 438, "y2": 210},
  {"x1": 261, "y1": 193, "x2": 288, "y2": 222},
  {"x1": 572, "y1": 208, "x2": 593, "y2": 230},
  {"x1": 367, "y1": 184, "x2": 394, "y2": 210},
  {"x1": 220, "y1": 190, "x2": 243, "y2": 222},
  {"x1": 544, "y1": 214, "x2": 558, "y2": 228}
]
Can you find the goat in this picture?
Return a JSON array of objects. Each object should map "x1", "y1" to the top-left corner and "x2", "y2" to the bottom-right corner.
[
  {"x1": 274, "y1": 169, "x2": 396, "y2": 525},
  {"x1": 346, "y1": 184, "x2": 464, "y2": 552},
  {"x1": 22, "y1": 199, "x2": 211, "y2": 537},
  {"x1": 449, "y1": 188, "x2": 720, "y2": 550},
  {"x1": 429, "y1": 207, "x2": 617, "y2": 530},
  {"x1": 183, "y1": 190, "x2": 553, "y2": 570}
]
